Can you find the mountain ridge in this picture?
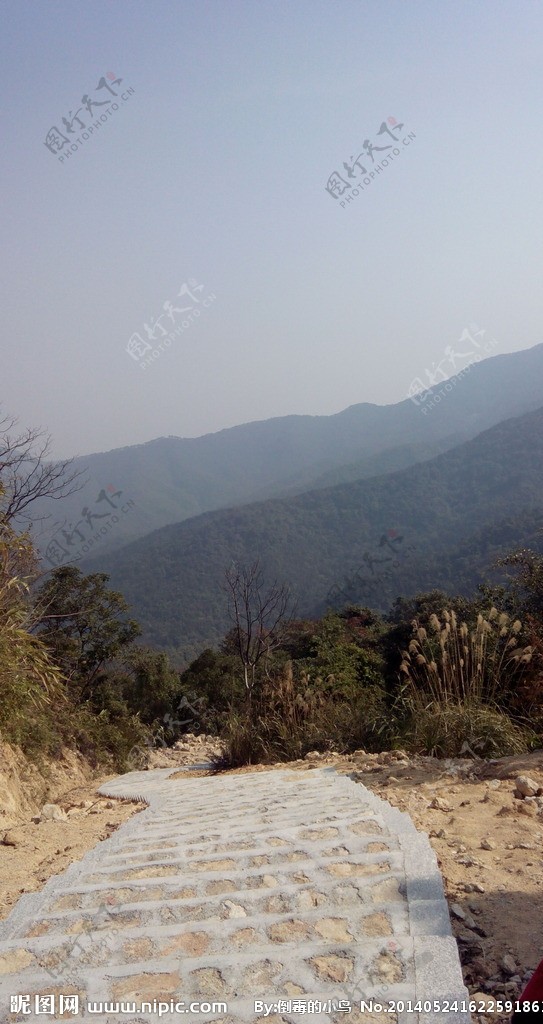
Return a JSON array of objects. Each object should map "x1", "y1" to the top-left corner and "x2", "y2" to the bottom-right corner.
[
  {"x1": 31, "y1": 343, "x2": 543, "y2": 567},
  {"x1": 81, "y1": 402, "x2": 543, "y2": 662}
]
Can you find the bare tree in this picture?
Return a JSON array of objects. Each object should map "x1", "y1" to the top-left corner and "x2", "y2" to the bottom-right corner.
[
  {"x1": 223, "y1": 560, "x2": 294, "y2": 711},
  {"x1": 0, "y1": 411, "x2": 86, "y2": 526}
]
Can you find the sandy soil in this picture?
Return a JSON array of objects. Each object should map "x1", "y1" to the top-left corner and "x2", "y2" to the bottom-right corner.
[{"x1": 2, "y1": 737, "x2": 543, "y2": 1021}]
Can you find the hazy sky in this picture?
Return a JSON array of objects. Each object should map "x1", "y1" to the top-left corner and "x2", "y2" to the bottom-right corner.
[{"x1": 2, "y1": 0, "x2": 542, "y2": 459}]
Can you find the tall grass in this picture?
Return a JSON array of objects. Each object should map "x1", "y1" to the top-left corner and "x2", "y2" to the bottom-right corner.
[
  {"x1": 0, "y1": 529, "x2": 68, "y2": 754},
  {"x1": 397, "y1": 699, "x2": 535, "y2": 758},
  {"x1": 217, "y1": 660, "x2": 388, "y2": 767},
  {"x1": 400, "y1": 607, "x2": 533, "y2": 705},
  {"x1": 398, "y1": 608, "x2": 537, "y2": 756}
]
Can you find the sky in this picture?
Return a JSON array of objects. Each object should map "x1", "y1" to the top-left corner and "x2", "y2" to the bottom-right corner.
[{"x1": 2, "y1": 0, "x2": 542, "y2": 460}]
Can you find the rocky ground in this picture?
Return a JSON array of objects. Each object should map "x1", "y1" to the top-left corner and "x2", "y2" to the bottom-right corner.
[
  {"x1": 2, "y1": 735, "x2": 543, "y2": 1022},
  {"x1": 338, "y1": 747, "x2": 543, "y2": 1022}
]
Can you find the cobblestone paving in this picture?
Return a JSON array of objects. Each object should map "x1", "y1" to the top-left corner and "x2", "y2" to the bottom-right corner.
[{"x1": 0, "y1": 767, "x2": 469, "y2": 1023}]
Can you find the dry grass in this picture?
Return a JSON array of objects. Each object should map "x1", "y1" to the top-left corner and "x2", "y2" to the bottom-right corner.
[
  {"x1": 398, "y1": 608, "x2": 537, "y2": 757},
  {"x1": 400, "y1": 607, "x2": 533, "y2": 705},
  {"x1": 217, "y1": 661, "x2": 387, "y2": 767}
]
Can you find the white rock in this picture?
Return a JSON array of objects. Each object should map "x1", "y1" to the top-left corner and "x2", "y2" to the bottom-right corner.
[
  {"x1": 40, "y1": 803, "x2": 68, "y2": 822},
  {"x1": 222, "y1": 900, "x2": 247, "y2": 918},
  {"x1": 502, "y1": 954, "x2": 518, "y2": 976},
  {"x1": 429, "y1": 797, "x2": 452, "y2": 812},
  {"x1": 515, "y1": 776, "x2": 540, "y2": 798}
]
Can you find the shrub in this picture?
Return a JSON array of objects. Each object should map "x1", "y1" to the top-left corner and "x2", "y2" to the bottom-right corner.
[
  {"x1": 217, "y1": 660, "x2": 389, "y2": 767},
  {"x1": 398, "y1": 698, "x2": 536, "y2": 758},
  {"x1": 395, "y1": 606, "x2": 539, "y2": 757},
  {"x1": 72, "y1": 705, "x2": 150, "y2": 770}
]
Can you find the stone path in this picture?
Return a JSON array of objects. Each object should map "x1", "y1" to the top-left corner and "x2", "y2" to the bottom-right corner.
[{"x1": 0, "y1": 767, "x2": 469, "y2": 1023}]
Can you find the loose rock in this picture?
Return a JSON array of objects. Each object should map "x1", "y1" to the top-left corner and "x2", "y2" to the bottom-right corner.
[
  {"x1": 515, "y1": 776, "x2": 540, "y2": 798},
  {"x1": 502, "y1": 954, "x2": 518, "y2": 975},
  {"x1": 429, "y1": 797, "x2": 452, "y2": 812},
  {"x1": 40, "y1": 804, "x2": 69, "y2": 823}
]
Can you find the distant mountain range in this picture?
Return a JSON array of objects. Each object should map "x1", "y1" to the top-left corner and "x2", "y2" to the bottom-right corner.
[
  {"x1": 82, "y1": 403, "x2": 543, "y2": 664},
  {"x1": 31, "y1": 342, "x2": 543, "y2": 571}
]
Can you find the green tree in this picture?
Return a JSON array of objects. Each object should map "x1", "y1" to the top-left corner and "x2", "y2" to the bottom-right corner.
[
  {"x1": 33, "y1": 566, "x2": 140, "y2": 697},
  {"x1": 180, "y1": 647, "x2": 243, "y2": 725},
  {"x1": 299, "y1": 611, "x2": 384, "y2": 696},
  {"x1": 496, "y1": 547, "x2": 543, "y2": 621},
  {"x1": 122, "y1": 646, "x2": 181, "y2": 726}
]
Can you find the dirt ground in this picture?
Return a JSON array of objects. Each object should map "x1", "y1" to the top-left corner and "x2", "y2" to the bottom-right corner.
[
  {"x1": 340, "y1": 747, "x2": 543, "y2": 1021},
  {"x1": 2, "y1": 736, "x2": 543, "y2": 1021}
]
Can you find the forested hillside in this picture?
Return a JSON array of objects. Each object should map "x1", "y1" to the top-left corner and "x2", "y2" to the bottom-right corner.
[
  {"x1": 31, "y1": 343, "x2": 543, "y2": 563},
  {"x1": 82, "y1": 405, "x2": 543, "y2": 662}
]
